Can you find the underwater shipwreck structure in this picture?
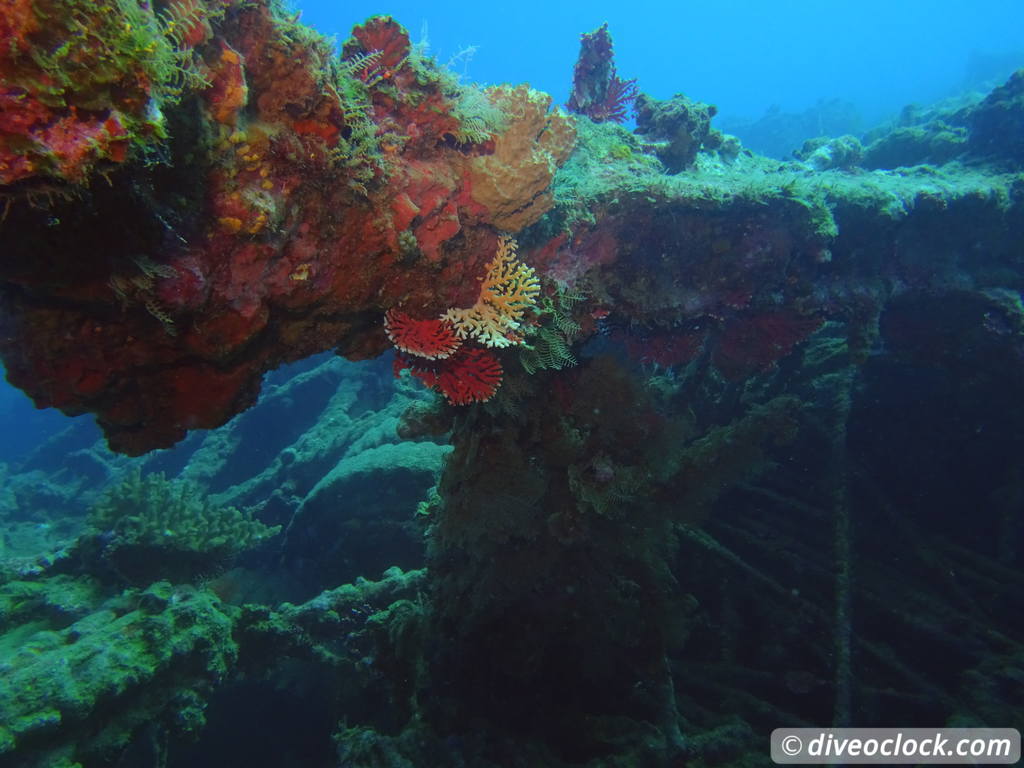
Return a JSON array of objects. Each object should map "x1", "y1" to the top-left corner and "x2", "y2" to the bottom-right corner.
[{"x1": 1, "y1": 1, "x2": 1023, "y2": 765}]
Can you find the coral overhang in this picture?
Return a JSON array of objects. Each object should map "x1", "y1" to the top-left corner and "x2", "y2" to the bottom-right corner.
[{"x1": 0, "y1": 3, "x2": 573, "y2": 453}]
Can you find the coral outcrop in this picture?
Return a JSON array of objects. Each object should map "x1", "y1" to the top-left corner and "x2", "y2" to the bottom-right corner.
[
  {"x1": 968, "y1": 67, "x2": 1024, "y2": 163},
  {"x1": 795, "y1": 134, "x2": 864, "y2": 170},
  {"x1": 634, "y1": 92, "x2": 726, "y2": 172},
  {"x1": 565, "y1": 22, "x2": 638, "y2": 123}
]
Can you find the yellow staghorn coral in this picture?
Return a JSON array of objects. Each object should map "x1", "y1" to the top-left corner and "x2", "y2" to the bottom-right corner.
[
  {"x1": 466, "y1": 85, "x2": 576, "y2": 232},
  {"x1": 443, "y1": 235, "x2": 541, "y2": 348}
]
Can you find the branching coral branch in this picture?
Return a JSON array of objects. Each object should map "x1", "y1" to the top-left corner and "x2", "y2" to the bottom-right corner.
[{"x1": 443, "y1": 235, "x2": 541, "y2": 348}]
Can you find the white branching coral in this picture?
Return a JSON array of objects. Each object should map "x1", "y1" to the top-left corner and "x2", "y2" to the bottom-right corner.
[{"x1": 442, "y1": 235, "x2": 541, "y2": 348}]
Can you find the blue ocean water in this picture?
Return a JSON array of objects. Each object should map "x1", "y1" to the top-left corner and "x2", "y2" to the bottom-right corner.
[{"x1": 297, "y1": 0, "x2": 1024, "y2": 124}]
